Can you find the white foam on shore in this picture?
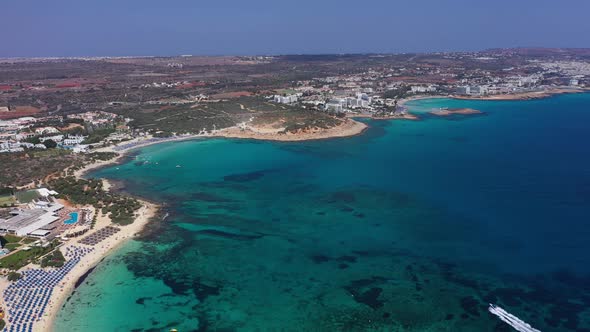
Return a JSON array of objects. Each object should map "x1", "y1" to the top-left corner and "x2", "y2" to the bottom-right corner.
[{"x1": 488, "y1": 304, "x2": 541, "y2": 332}]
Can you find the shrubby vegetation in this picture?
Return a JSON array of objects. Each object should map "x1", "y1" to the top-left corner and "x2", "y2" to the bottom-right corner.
[
  {"x1": 0, "y1": 149, "x2": 83, "y2": 187},
  {"x1": 0, "y1": 240, "x2": 60, "y2": 270},
  {"x1": 280, "y1": 114, "x2": 341, "y2": 134},
  {"x1": 87, "y1": 151, "x2": 118, "y2": 161},
  {"x1": 65, "y1": 152, "x2": 119, "y2": 177},
  {"x1": 82, "y1": 127, "x2": 116, "y2": 144},
  {"x1": 43, "y1": 139, "x2": 57, "y2": 149},
  {"x1": 40, "y1": 249, "x2": 65, "y2": 268},
  {"x1": 0, "y1": 149, "x2": 118, "y2": 188},
  {"x1": 111, "y1": 96, "x2": 343, "y2": 136},
  {"x1": 4, "y1": 243, "x2": 21, "y2": 251},
  {"x1": 49, "y1": 176, "x2": 141, "y2": 225},
  {"x1": 1, "y1": 234, "x2": 22, "y2": 249},
  {"x1": 0, "y1": 187, "x2": 14, "y2": 196},
  {"x1": 7, "y1": 271, "x2": 21, "y2": 282}
]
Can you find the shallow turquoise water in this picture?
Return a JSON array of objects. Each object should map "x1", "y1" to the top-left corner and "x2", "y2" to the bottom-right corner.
[{"x1": 55, "y1": 94, "x2": 590, "y2": 331}]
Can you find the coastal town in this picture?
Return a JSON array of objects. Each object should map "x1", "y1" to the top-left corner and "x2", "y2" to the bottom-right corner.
[
  {"x1": 0, "y1": 48, "x2": 589, "y2": 331},
  {"x1": 2, "y1": 49, "x2": 589, "y2": 147}
]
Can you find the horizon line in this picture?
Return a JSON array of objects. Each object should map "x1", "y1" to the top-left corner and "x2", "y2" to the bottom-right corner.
[{"x1": 2, "y1": 46, "x2": 589, "y2": 60}]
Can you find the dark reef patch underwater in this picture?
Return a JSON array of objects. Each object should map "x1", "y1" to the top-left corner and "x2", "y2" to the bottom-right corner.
[{"x1": 55, "y1": 94, "x2": 590, "y2": 331}]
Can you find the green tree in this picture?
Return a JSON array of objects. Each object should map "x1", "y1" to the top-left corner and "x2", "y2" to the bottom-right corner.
[
  {"x1": 7, "y1": 271, "x2": 22, "y2": 282},
  {"x1": 25, "y1": 136, "x2": 41, "y2": 144},
  {"x1": 43, "y1": 139, "x2": 58, "y2": 149}
]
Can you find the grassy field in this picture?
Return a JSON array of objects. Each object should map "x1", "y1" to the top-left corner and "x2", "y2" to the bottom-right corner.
[
  {"x1": 0, "y1": 195, "x2": 16, "y2": 207},
  {"x1": 1, "y1": 235, "x2": 36, "y2": 253},
  {"x1": 21, "y1": 237, "x2": 37, "y2": 244},
  {"x1": 1, "y1": 234, "x2": 22, "y2": 244},
  {"x1": 4, "y1": 243, "x2": 21, "y2": 250},
  {"x1": 0, "y1": 242, "x2": 59, "y2": 270},
  {"x1": 0, "y1": 248, "x2": 44, "y2": 270},
  {"x1": 15, "y1": 190, "x2": 40, "y2": 203}
]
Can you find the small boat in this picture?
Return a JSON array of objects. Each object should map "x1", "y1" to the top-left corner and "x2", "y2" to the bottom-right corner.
[{"x1": 176, "y1": 165, "x2": 182, "y2": 168}]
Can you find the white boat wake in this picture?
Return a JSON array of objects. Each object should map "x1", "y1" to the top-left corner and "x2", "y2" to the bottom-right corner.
[{"x1": 488, "y1": 304, "x2": 541, "y2": 332}]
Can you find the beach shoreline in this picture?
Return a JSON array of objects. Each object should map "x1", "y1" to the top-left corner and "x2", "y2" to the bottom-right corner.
[
  {"x1": 35, "y1": 201, "x2": 158, "y2": 332},
  {"x1": 395, "y1": 88, "x2": 589, "y2": 105},
  {"x1": 347, "y1": 113, "x2": 420, "y2": 120},
  {"x1": 398, "y1": 95, "x2": 449, "y2": 106},
  {"x1": 34, "y1": 157, "x2": 162, "y2": 332},
  {"x1": 1, "y1": 117, "x2": 366, "y2": 331},
  {"x1": 450, "y1": 87, "x2": 588, "y2": 101},
  {"x1": 213, "y1": 118, "x2": 368, "y2": 142},
  {"x1": 91, "y1": 118, "x2": 368, "y2": 156},
  {"x1": 82, "y1": 88, "x2": 590, "y2": 156},
  {"x1": 73, "y1": 154, "x2": 128, "y2": 179},
  {"x1": 0, "y1": 151, "x2": 159, "y2": 332}
]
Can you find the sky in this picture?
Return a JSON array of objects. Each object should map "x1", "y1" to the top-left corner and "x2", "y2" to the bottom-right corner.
[{"x1": 2, "y1": 0, "x2": 590, "y2": 57}]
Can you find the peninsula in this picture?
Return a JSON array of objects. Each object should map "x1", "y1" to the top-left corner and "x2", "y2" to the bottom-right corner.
[{"x1": 429, "y1": 108, "x2": 483, "y2": 116}]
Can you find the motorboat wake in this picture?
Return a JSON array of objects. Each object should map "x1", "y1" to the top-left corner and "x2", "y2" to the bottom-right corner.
[{"x1": 488, "y1": 303, "x2": 541, "y2": 332}]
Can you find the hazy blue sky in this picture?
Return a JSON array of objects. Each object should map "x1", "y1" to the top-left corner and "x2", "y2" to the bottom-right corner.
[{"x1": 2, "y1": 0, "x2": 590, "y2": 57}]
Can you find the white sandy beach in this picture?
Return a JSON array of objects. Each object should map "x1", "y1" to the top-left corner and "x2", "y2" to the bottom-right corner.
[
  {"x1": 0, "y1": 151, "x2": 159, "y2": 332},
  {"x1": 34, "y1": 201, "x2": 157, "y2": 332}
]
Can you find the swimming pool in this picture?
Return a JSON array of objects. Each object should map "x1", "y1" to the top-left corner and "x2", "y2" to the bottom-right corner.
[{"x1": 63, "y1": 212, "x2": 79, "y2": 225}]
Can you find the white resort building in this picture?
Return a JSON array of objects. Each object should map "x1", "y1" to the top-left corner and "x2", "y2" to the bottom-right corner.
[{"x1": 0, "y1": 189, "x2": 63, "y2": 237}]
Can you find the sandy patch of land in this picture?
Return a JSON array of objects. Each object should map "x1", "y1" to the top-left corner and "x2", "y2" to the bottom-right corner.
[
  {"x1": 429, "y1": 108, "x2": 483, "y2": 116},
  {"x1": 56, "y1": 198, "x2": 74, "y2": 208},
  {"x1": 0, "y1": 106, "x2": 41, "y2": 120},
  {"x1": 57, "y1": 123, "x2": 84, "y2": 131},
  {"x1": 93, "y1": 135, "x2": 208, "y2": 155},
  {"x1": 101, "y1": 178, "x2": 112, "y2": 191},
  {"x1": 0, "y1": 278, "x2": 10, "y2": 322},
  {"x1": 214, "y1": 118, "x2": 367, "y2": 141},
  {"x1": 348, "y1": 113, "x2": 420, "y2": 120}
]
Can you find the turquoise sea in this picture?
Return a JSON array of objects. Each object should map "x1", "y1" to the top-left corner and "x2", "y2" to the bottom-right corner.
[{"x1": 55, "y1": 94, "x2": 590, "y2": 331}]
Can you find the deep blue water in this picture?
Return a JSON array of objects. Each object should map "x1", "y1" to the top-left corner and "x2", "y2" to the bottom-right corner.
[{"x1": 55, "y1": 94, "x2": 590, "y2": 331}]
